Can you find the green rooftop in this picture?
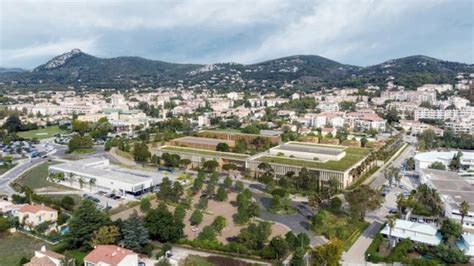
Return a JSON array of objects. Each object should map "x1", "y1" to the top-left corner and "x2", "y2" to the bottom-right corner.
[
  {"x1": 160, "y1": 146, "x2": 250, "y2": 160},
  {"x1": 256, "y1": 146, "x2": 371, "y2": 172}
]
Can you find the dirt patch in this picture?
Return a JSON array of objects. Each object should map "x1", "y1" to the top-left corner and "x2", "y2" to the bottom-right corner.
[{"x1": 184, "y1": 191, "x2": 289, "y2": 243}]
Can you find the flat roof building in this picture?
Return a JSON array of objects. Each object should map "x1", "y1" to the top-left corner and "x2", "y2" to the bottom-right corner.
[
  {"x1": 380, "y1": 219, "x2": 442, "y2": 246},
  {"x1": 420, "y1": 169, "x2": 474, "y2": 229},
  {"x1": 269, "y1": 142, "x2": 346, "y2": 161},
  {"x1": 170, "y1": 136, "x2": 235, "y2": 151},
  {"x1": 49, "y1": 158, "x2": 172, "y2": 198}
]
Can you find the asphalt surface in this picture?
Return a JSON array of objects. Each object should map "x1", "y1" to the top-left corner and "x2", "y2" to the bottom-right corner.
[
  {"x1": 342, "y1": 141, "x2": 417, "y2": 265},
  {"x1": 247, "y1": 183, "x2": 328, "y2": 247},
  {"x1": 0, "y1": 143, "x2": 114, "y2": 196}
]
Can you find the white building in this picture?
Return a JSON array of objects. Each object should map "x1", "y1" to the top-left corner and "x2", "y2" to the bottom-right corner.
[
  {"x1": 380, "y1": 219, "x2": 442, "y2": 246},
  {"x1": 414, "y1": 151, "x2": 474, "y2": 172},
  {"x1": 48, "y1": 158, "x2": 172, "y2": 198},
  {"x1": 457, "y1": 234, "x2": 474, "y2": 257}
]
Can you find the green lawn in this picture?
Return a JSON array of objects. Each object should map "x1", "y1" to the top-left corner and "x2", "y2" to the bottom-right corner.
[
  {"x1": 17, "y1": 126, "x2": 67, "y2": 140},
  {"x1": 15, "y1": 161, "x2": 67, "y2": 190},
  {"x1": 70, "y1": 148, "x2": 96, "y2": 154},
  {"x1": 0, "y1": 233, "x2": 51, "y2": 266},
  {"x1": 43, "y1": 194, "x2": 83, "y2": 209},
  {"x1": 66, "y1": 250, "x2": 87, "y2": 265},
  {"x1": 161, "y1": 146, "x2": 250, "y2": 160}
]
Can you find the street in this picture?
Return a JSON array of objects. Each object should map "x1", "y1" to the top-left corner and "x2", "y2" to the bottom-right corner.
[{"x1": 342, "y1": 143, "x2": 417, "y2": 265}]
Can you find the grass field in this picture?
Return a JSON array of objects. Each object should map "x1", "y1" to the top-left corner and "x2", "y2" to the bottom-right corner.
[
  {"x1": 161, "y1": 146, "x2": 250, "y2": 159},
  {"x1": 257, "y1": 146, "x2": 371, "y2": 172},
  {"x1": 15, "y1": 161, "x2": 67, "y2": 190},
  {"x1": 17, "y1": 126, "x2": 67, "y2": 140},
  {"x1": 70, "y1": 148, "x2": 95, "y2": 154},
  {"x1": 0, "y1": 233, "x2": 51, "y2": 266}
]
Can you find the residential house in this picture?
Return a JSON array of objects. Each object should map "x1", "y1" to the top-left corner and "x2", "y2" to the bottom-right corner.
[
  {"x1": 84, "y1": 245, "x2": 139, "y2": 266},
  {"x1": 24, "y1": 246, "x2": 65, "y2": 266},
  {"x1": 13, "y1": 204, "x2": 58, "y2": 228},
  {"x1": 380, "y1": 219, "x2": 442, "y2": 246}
]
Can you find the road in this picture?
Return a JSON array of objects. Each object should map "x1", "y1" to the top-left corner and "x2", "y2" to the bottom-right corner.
[
  {"x1": 247, "y1": 183, "x2": 328, "y2": 247},
  {"x1": 342, "y1": 142, "x2": 417, "y2": 265},
  {"x1": 0, "y1": 143, "x2": 112, "y2": 196}
]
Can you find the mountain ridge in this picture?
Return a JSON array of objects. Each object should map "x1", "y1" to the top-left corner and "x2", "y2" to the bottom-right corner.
[{"x1": 1, "y1": 49, "x2": 472, "y2": 90}]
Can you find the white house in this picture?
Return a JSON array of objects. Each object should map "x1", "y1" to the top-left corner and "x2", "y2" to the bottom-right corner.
[
  {"x1": 380, "y1": 219, "x2": 442, "y2": 246},
  {"x1": 457, "y1": 233, "x2": 474, "y2": 257}
]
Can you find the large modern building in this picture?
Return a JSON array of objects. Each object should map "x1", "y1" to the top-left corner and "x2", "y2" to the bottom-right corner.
[
  {"x1": 170, "y1": 136, "x2": 235, "y2": 151},
  {"x1": 49, "y1": 158, "x2": 172, "y2": 198},
  {"x1": 247, "y1": 142, "x2": 371, "y2": 188},
  {"x1": 420, "y1": 169, "x2": 474, "y2": 229},
  {"x1": 414, "y1": 151, "x2": 474, "y2": 172}
]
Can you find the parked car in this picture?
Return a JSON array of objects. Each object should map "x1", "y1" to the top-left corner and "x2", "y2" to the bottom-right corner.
[{"x1": 389, "y1": 208, "x2": 398, "y2": 214}]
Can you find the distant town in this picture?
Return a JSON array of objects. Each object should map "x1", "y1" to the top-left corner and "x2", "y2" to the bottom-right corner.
[{"x1": 0, "y1": 64, "x2": 472, "y2": 266}]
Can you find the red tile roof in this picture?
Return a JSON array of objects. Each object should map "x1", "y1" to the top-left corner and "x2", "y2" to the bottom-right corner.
[
  {"x1": 84, "y1": 245, "x2": 136, "y2": 266},
  {"x1": 19, "y1": 204, "x2": 56, "y2": 214}
]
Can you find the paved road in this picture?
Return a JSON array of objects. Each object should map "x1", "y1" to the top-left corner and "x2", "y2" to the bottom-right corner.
[
  {"x1": 369, "y1": 143, "x2": 417, "y2": 189},
  {"x1": 342, "y1": 142, "x2": 417, "y2": 264},
  {"x1": 0, "y1": 158, "x2": 48, "y2": 195},
  {"x1": 247, "y1": 183, "x2": 328, "y2": 247}
]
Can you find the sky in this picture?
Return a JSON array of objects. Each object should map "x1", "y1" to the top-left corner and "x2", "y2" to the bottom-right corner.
[{"x1": 0, "y1": 0, "x2": 473, "y2": 69}]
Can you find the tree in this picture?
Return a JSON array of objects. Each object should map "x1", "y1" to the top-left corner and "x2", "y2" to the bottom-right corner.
[
  {"x1": 216, "y1": 142, "x2": 230, "y2": 152},
  {"x1": 329, "y1": 197, "x2": 342, "y2": 212},
  {"x1": 211, "y1": 216, "x2": 226, "y2": 233},
  {"x1": 290, "y1": 247, "x2": 305, "y2": 266},
  {"x1": 207, "y1": 182, "x2": 216, "y2": 197},
  {"x1": 440, "y1": 219, "x2": 462, "y2": 246},
  {"x1": 157, "y1": 177, "x2": 172, "y2": 200},
  {"x1": 89, "y1": 178, "x2": 96, "y2": 191},
  {"x1": 67, "y1": 200, "x2": 109, "y2": 248},
  {"x1": 235, "y1": 180, "x2": 244, "y2": 192},
  {"x1": 171, "y1": 181, "x2": 184, "y2": 202},
  {"x1": 241, "y1": 124, "x2": 260, "y2": 134},
  {"x1": 449, "y1": 151, "x2": 463, "y2": 171},
  {"x1": 3, "y1": 115, "x2": 22, "y2": 132},
  {"x1": 190, "y1": 210, "x2": 203, "y2": 226},
  {"x1": 312, "y1": 238, "x2": 344, "y2": 266},
  {"x1": 133, "y1": 142, "x2": 151, "y2": 165},
  {"x1": 140, "y1": 197, "x2": 151, "y2": 212},
  {"x1": 203, "y1": 160, "x2": 219, "y2": 172},
  {"x1": 173, "y1": 204, "x2": 187, "y2": 223},
  {"x1": 405, "y1": 157, "x2": 416, "y2": 171},
  {"x1": 223, "y1": 176, "x2": 233, "y2": 188},
  {"x1": 197, "y1": 197, "x2": 208, "y2": 210},
  {"x1": 263, "y1": 236, "x2": 289, "y2": 260},
  {"x1": 179, "y1": 159, "x2": 191, "y2": 169},
  {"x1": 460, "y1": 201, "x2": 469, "y2": 226},
  {"x1": 72, "y1": 119, "x2": 89, "y2": 136},
  {"x1": 0, "y1": 216, "x2": 11, "y2": 233},
  {"x1": 144, "y1": 202, "x2": 183, "y2": 242},
  {"x1": 61, "y1": 196, "x2": 75, "y2": 211},
  {"x1": 386, "y1": 215, "x2": 397, "y2": 248},
  {"x1": 161, "y1": 153, "x2": 180, "y2": 168},
  {"x1": 237, "y1": 221, "x2": 272, "y2": 250},
  {"x1": 122, "y1": 212, "x2": 150, "y2": 253},
  {"x1": 197, "y1": 225, "x2": 217, "y2": 241},
  {"x1": 429, "y1": 161, "x2": 446, "y2": 170},
  {"x1": 384, "y1": 168, "x2": 394, "y2": 187},
  {"x1": 192, "y1": 176, "x2": 204, "y2": 194},
  {"x1": 345, "y1": 185, "x2": 383, "y2": 220},
  {"x1": 215, "y1": 186, "x2": 228, "y2": 201},
  {"x1": 91, "y1": 225, "x2": 120, "y2": 246}
]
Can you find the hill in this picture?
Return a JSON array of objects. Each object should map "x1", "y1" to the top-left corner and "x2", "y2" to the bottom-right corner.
[{"x1": 0, "y1": 50, "x2": 472, "y2": 90}]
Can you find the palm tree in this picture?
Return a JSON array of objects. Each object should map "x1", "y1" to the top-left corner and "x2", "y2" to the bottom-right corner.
[
  {"x1": 78, "y1": 177, "x2": 84, "y2": 189},
  {"x1": 387, "y1": 215, "x2": 397, "y2": 248},
  {"x1": 384, "y1": 168, "x2": 393, "y2": 187},
  {"x1": 89, "y1": 178, "x2": 96, "y2": 192},
  {"x1": 460, "y1": 201, "x2": 469, "y2": 226}
]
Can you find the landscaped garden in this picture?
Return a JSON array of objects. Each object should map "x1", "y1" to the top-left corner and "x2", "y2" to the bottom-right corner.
[{"x1": 311, "y1": 209, "x2": 369, "y2": 250}]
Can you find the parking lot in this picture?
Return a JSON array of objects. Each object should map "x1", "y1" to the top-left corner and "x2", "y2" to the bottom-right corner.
[{"x1": 82, "y1": 191, "x2": 128, "y2": 209}]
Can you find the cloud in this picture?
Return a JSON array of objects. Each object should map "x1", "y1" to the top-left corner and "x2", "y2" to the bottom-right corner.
[
  {"x1": 0, "y1": 0, "x2": 472, "y2": 68},
  {"x1": 0, "y1": 38, "x2": 98, "y2": 68}
]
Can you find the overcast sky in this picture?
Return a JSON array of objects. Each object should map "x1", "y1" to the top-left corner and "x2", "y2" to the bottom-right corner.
[{"x1": 0, "y1": 0, "x2": 473, "y2": 69}]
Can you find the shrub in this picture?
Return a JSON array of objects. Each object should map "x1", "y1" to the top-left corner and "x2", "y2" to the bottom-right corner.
[{"x1": 190, "y1": 210, "x2": 203, "y2": 226}]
